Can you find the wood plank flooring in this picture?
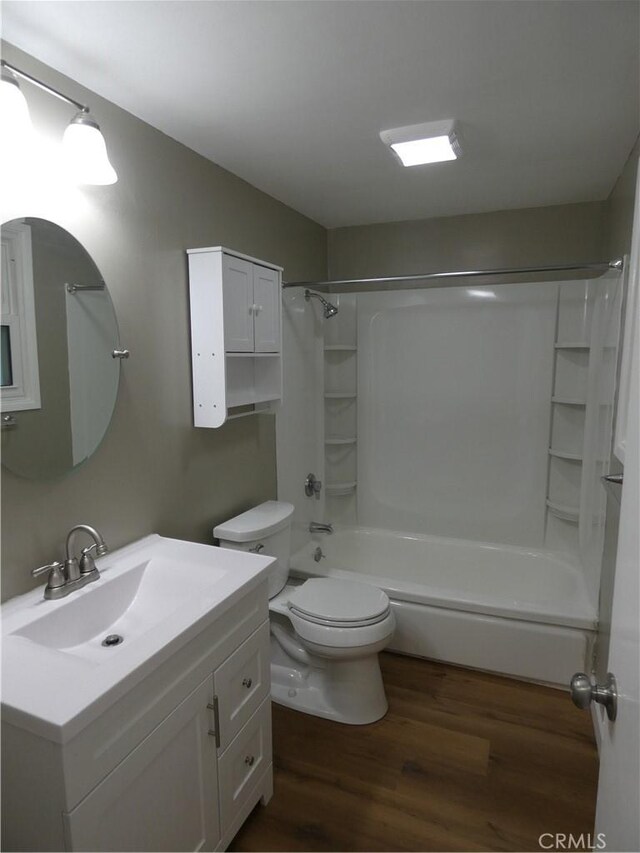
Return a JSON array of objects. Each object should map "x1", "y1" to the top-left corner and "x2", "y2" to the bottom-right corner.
[{"x1": 230, "y1": 653, "x2": 599, "y2": 852}]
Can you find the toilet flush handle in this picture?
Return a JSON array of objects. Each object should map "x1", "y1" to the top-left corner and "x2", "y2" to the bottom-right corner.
[{"x1": 248, "y1": 543, "x2": 265, "y2": 554}]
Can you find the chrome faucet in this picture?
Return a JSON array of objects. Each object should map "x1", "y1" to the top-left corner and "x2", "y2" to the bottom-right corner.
[
  {"x1": 309, "y1": 521, "x2": 333, "y2": 534},
  {"x1": 31, "y1": 524, "x2": 109, "y2": 600}
]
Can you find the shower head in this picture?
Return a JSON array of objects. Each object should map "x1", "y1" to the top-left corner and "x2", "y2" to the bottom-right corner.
[{"x1": 305, "y1": 289, "x2": 339, "y2": 319}]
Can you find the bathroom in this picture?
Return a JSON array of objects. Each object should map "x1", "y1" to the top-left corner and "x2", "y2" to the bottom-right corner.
[{"x1": 1, "y1": 1, "x2": 639, "y2": 851}]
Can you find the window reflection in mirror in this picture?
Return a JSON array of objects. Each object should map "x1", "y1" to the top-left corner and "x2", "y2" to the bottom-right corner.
[
  {"x1": 1, "y1": 326, "x2": 13, "y2": 387},
  {"x1": 1, "y1": 218, "x2": 121, "y2": 479}
]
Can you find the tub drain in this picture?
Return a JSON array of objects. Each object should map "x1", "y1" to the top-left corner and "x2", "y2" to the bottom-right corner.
[{"x1": 102, "y1": 634, "x2": 124, "y2": 647}]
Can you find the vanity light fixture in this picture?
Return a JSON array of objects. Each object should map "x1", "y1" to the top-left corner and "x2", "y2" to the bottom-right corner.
[
  {"x1": 0, "y1": 59, "x2": 118, "y2": 185},
  {"x1": 380, "y1": 119, "x2": 462, "y2": 167},
  {"x1": 0, "y1": 65, "x2": 32, "y2": 142}
]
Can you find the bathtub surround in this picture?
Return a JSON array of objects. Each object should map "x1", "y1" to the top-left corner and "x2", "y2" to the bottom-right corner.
[
  {"x1": 0, "y1": 42, "x2": 326, "y2": 602},
  {"x1": 276, "y1": 173, "x2": 631, "y2": 686}
]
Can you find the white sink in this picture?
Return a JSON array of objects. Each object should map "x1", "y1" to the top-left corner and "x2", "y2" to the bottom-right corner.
[
  {"x1": 1, "y1": 534, "x2": 274, "y2": 741},
  {"x1": 13, "y1": 553, "x2": 227, "y2": 659}
]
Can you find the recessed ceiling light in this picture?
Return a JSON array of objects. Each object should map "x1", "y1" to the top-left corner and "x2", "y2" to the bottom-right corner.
[{"x1": 380, "y1": 120, "x2": 462, "y2": 167}]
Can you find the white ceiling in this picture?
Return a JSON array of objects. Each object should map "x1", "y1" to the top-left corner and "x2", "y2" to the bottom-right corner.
[{"x1": 2, "y1": 0, "x2": 639, "y2": 228}]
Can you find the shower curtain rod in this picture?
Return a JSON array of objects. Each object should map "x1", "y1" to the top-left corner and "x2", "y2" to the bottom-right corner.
[{"x1": 282, "y1": 258, "x2": 624, "y2": 290}]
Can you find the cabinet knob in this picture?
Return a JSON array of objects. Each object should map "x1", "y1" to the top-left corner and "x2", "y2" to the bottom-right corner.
[
  {"x1": 242, "y1": 677, "x2": 253, "y2": 688},
  {"x1": 244, "y1": 755, "x2": 255, "y2": 767}
]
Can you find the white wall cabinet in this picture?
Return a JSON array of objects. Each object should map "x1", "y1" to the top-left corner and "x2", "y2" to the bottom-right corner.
[
  {"x1": 188, "y1": 247, "x2": 283, "y2": 427},
  {"x1": 2, "y1": 585, "x2": 273, "y2": 852}
]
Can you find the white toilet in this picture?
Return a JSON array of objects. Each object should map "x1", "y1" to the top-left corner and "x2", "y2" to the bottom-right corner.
[{"x1": 214, "y1": 501, "x2": 395, "y2": 725}]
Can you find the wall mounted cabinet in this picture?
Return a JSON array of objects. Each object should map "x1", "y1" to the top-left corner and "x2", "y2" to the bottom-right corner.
[{"x1": 187, "y1": 247, "x2": 283, "y2": 428}]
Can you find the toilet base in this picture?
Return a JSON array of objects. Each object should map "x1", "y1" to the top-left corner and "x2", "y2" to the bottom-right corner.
[{"x1": 269, "y1": 656, "x2": 389, "y2": 725}]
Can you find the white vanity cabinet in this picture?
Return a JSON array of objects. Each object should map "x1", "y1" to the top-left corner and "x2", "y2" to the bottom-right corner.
[
  {"x1": 187, "y1": 246, "x2": 283, "y2": 427},
  {"x1": 64, "y1": 676, "x2": 220, "y2": 852},
  {"x1": 1, "y1": 584, "x2": 273, "y2": 853}
]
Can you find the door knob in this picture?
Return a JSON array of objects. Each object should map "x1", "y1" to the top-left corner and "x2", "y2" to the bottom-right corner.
[
  {"x1": 570, "y1": 672, "x2": 617, "y2": 721},
  {"x1": 602, "y1": 473, "x2": 623, "y2": 485}
]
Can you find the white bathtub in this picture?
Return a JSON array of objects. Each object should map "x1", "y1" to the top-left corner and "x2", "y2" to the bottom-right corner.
[{"x1": 290, "y1": 526, "x2": 596, "y2": 686}]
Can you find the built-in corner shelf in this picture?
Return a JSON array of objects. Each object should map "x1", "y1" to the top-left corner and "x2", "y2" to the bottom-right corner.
[
  {"x1": 548, "y1": 448, "x2": 583, "y2": 461},
  {"x1": 546, "y1": 499, "x2": 580, "y2": 523},
  {"x1": 554, "y1": 342, "x2": 590, "y2": 350},
  {"x1": 552, "y1": 396, "x2": 587, "y2": 406},
  {"x1": 326, "y1": 481, "x2": 357, "y2": 496},
  {"x1": 324, "y1": 345, "x2": 357, "y2": 352},
  {"x1": 225, "y1": 352, "x2": 280, "y2": 358},
  {"x1": 324, "y1": 333, "x2": 357, "y2": 507}
]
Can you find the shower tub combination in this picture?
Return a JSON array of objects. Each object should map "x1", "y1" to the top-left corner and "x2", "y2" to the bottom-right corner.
[{"x1": 291, "y1": 526, "x2": 596, "y2": 686}]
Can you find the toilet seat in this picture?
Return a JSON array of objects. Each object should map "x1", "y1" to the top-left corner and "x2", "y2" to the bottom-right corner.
[{"x1": 288, "y1": 578, "x2": 391, "y2": 628}]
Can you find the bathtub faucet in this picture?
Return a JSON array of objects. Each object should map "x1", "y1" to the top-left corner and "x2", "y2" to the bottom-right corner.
[{"x1": 309, "y1": 521, "x2": 333, "y2": 535}]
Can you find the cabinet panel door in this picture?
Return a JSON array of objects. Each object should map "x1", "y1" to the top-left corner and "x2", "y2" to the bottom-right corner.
[
  {"x1": 253, "y1": 265, "x2": 280, "y2": 353},
  {"x1": 64, "y1": 677, "x2": 219, "y2": 852},
  {"x1": 223, "y1": 254, "x2": 254, "y2": 352},
  {"x1": 218, "y1": 698, "x2": 272, "y2": 835},
  {"x1": 214, "y1": 621, "x2": 270, "y2": 751}
]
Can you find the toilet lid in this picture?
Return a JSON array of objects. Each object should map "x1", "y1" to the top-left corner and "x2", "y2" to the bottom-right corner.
[{"x1": 288, "y1": 579, "x2": 390, "y2": 626}]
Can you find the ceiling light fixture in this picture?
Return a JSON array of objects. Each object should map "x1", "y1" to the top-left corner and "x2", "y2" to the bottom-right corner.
[
  {"x1": 0, "y1": 59, "x2": 118, "y2": 185},
  {"x1": 380, "y1": 120, "x2": 462, "y2": 167}
]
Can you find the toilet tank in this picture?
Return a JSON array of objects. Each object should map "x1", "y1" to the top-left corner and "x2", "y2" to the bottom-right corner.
[{"x1": 214, "y1": 501, "x2": 295, "y2": 599}]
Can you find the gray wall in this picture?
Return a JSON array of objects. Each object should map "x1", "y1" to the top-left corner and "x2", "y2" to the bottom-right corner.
[
  {"x1": 328, "y1": 200, "x2": 607, "y2": 279},
  {"x1": 0, "y1": 43, "x2": 327, "y2": 601}
]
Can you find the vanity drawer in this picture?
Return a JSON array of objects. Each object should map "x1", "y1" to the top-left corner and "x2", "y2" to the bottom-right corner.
[
  {"x1": 218, "y1": 697, "x2": 272, "y2": 834},
  {"x1": 214, "y1": 620, "x2": 270, "y2": 751}
]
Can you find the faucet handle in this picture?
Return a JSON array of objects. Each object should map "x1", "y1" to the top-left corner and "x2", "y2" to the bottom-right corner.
[
  {"x1": 305, "y1": 473, "x2": 322, "y2": 500},
  {"x1": 31, "y1": 561, "x2": 66, "y2": 590},
  {"x1": 79, "y1": 544, "x2": 100, "y2": 576}
]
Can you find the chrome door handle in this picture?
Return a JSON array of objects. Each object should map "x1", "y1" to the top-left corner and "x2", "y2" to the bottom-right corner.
[
  {"x1": 570, "y1": 672, "x2": 617, "y2": 721},
  {"x1": 242, "y1": 677, "x2": 253, "y2": 688},
  {"x1": 244, "y1": 755, "x2": 255, "y2": 767}
]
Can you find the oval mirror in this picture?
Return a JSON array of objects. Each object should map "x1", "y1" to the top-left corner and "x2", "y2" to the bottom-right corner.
[{"x1": 1, "y1": 218, "x2": 121, "y2": 479}]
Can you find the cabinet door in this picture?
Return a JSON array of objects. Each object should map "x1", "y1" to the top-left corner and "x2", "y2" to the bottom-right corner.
[
  {"x1": 64, "y1": 676, "x2": 219, "y2": 852},
  {"x1": 214, "y1": 621, "x2": 270, "y2": 751},
  {"x1": 253, "y1": 264, "x2": 280, "y2": 353},
  {"x1": 223, "y1": 254, "x2": 254, "y2": 352},
  {"x1": 218, "y1": 698, "x2": 272, "y2": 836}
]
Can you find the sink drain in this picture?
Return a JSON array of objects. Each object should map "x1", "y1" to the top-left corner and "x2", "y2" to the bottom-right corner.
[{"x1": 102, "y1": 634, "x2": 124, "y2": 647}]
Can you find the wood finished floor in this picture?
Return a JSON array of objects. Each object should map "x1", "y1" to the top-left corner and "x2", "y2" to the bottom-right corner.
[{"x1": 230, "y1": 653, "x2": 598, "y2": 852}]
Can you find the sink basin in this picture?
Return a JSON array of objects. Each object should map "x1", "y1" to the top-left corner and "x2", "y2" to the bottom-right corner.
[
  {"x1": 2, "y1": 534, "x2": 273, "y2": 741},
  {"x1": 13, "y1": 553, "x2": 227, "y2": 660}
]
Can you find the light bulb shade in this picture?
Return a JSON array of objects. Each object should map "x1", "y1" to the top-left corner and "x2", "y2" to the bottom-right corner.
[
  {"x1": 62, "y1": 112, "x2": 117, "y2": 185},
  {"x1": 0, "y1": 69, "x2": 32, "y2": 142}
]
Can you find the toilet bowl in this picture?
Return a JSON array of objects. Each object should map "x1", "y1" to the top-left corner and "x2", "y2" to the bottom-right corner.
[{"x1": 214, "y1": 502, "x2": 395, "y2": 724}]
